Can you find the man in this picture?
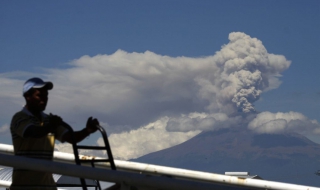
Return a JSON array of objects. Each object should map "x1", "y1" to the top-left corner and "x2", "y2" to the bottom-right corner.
[{"x1": 10, "y1": 77, "x2": 99, "y2": 190}]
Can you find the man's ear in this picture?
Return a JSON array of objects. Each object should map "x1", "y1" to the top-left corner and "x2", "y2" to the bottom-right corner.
[
  {"x1": 25, "y1": 95, "x2": 30, "y2": 101},
  {"x1": 23, "y1": 89, "x2": 34, "y2": 101}
]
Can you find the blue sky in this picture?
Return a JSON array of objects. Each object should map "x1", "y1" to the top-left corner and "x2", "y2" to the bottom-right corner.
[{"x1": 0, "y1": 1, "x2": 320, "y2": 159}]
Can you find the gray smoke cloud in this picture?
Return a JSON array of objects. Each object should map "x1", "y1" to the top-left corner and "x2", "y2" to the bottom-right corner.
[
  {"x1": 2, "y1": 32, "x2": 319, "y2": 160},
  {"x1": 196, "y1": 32, "x2": 290, "y2": 115},
  {"x1": 165, "y1": 32, "x2": 292, "y2": 132},
  {"x1": 0, "y1": 32, "x2": 292, "y2": 133}
]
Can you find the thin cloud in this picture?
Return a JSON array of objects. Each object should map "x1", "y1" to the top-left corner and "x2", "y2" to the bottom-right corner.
[
  {"x1": 248, "y1": 111, "x2": 320, "y2": 135},
  {"x1": 166, "y1": 112, "x2": 242, "y2": 132},
  {"x1": 0, "y1": 124, "x2": 9, "y2": 135},
  {"x1": 100, "y1": 117, "x2": 200, "y2": 160}
]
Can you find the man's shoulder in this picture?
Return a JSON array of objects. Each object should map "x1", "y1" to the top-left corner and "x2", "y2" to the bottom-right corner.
[
  {"x1": 11, "y1": 110, "x2": 30, "y2": 124},
  {"x1": 12, "y1": 110, "x2": 27, "y2": 118}
]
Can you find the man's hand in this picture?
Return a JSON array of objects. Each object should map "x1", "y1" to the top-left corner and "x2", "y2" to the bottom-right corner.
[
  {"x1": 62, "y1": 117, "x2": 99, "y2": 143},
  {"x1": 86, "y1": 117, "x2": 99, "y2": 134}
]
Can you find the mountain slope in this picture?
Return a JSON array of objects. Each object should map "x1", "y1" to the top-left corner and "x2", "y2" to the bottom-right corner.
[{"x1": 132, "y1": 129, "x2": 320, "y2": 186}]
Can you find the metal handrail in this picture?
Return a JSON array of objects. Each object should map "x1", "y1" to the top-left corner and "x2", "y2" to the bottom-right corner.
[
  {"x1": 96, "y1": 125, "x2": 116, "y2": 170},
  {"x1": 1, "y1": 152, "x2": 320, "y2": 190},
  {"x1": 1, "y1": 144, "x2": 320, "y2": 190},
  {"x1": 61, "y1": 122, "x2": 88, "y2": 190},
  {"x1": 61, "y1": 122, "x2": 117, "y2": 190}
]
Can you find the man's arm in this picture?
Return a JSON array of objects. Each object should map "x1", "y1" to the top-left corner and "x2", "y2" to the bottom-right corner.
[
  {"x1": 62, "y1": 128, "x2": 90, "y2": 144},
  {"x1": 62, "y1": 117, "x2": 99, "y2": 144},
  {"x1": 24, "y1": 115, "x2": 62, "y2": 138},
  {"x1": 24, "y1": 125, "x2": 55, "y2": 138}
]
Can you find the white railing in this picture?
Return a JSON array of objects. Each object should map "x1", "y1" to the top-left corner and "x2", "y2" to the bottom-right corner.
[{"x1": 0, "y1": 143, "x2": 319, "y2": 190}]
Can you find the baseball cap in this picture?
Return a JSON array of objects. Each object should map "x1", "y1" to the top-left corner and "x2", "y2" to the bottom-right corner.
[{"x1": 23, "y1": 77, "x2": 54, "y2": 95}]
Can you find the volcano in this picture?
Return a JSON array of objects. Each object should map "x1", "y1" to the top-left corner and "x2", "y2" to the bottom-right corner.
[{"x1": 132, "y1": 128, "x2": 320, "y2": 186}]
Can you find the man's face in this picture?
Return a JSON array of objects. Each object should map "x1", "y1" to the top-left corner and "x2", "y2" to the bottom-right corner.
[{"x1": 26, "y1": 88, "x2": 49, "y2": 112}]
